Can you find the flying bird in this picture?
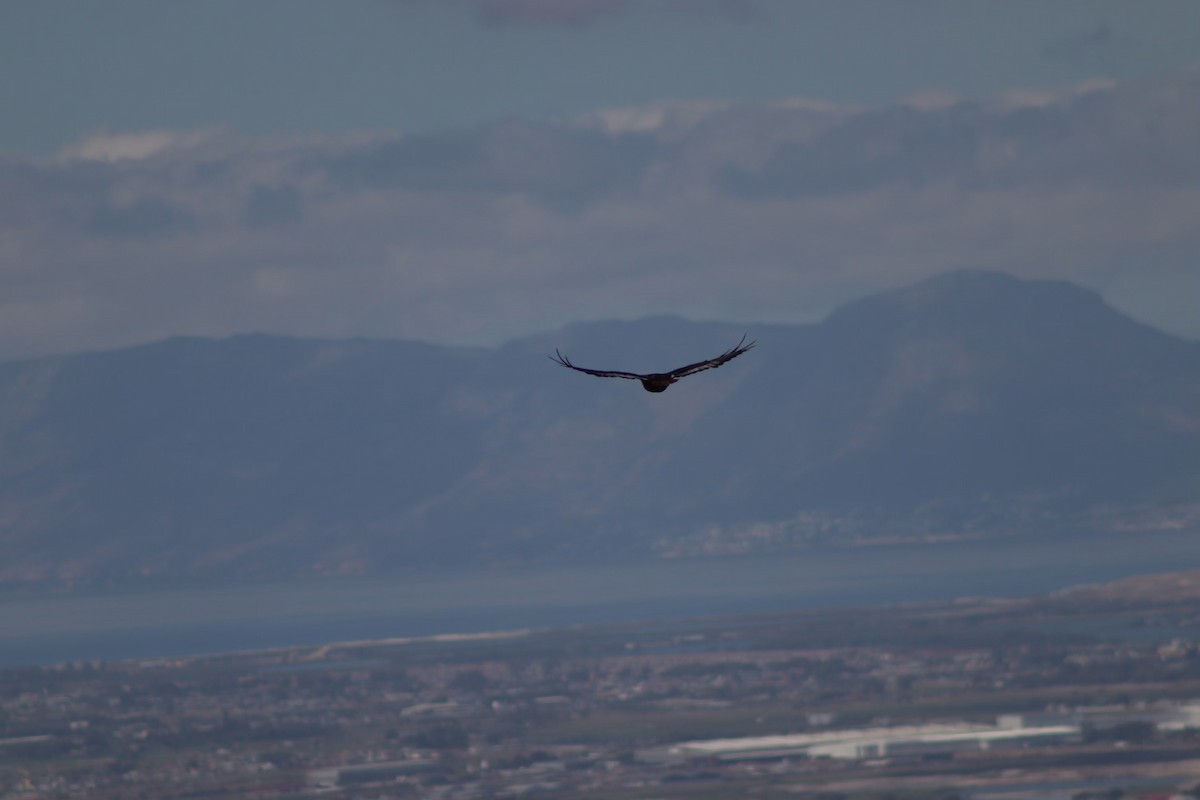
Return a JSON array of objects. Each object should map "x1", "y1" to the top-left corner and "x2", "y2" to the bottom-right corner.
[{"x1": 550, "y1": 335, "x2": 755, "y2": 393}]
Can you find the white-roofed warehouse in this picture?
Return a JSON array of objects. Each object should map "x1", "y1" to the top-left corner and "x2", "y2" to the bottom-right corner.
[{"x1": 640, "y1": 721, "x2": 1080, "y2": 763}]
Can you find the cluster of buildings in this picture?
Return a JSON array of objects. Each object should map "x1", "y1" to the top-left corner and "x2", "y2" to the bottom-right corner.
[{"x1": 5, "y1": 602, "x2": 1200, "y2": 797}]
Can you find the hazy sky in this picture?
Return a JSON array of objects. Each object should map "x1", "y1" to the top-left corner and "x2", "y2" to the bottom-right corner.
[{"x1": 1, "y1": 0, "x2": 1198, "y2": 358}]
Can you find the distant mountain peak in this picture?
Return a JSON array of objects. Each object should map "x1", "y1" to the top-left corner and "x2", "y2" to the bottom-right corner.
[{"x1": 822, "y1": 269, "x2": 1139, "y2": 341}]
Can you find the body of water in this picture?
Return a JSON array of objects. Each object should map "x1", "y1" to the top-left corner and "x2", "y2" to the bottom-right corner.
[{"x1": 3, "y1": 531, "x2": 1199, "y2": 667}]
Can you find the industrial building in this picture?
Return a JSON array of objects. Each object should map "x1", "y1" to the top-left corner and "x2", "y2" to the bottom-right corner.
[{"x1": 640, "y1": 720, "x2": 1081, "y2": 764}]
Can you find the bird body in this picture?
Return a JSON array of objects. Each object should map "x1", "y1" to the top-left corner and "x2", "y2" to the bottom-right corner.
[{"x1": 550, "y1": 335, "x2": 755, "y2": 392}]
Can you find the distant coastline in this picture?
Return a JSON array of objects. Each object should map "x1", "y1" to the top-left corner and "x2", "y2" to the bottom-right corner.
[{"x1": 3, "y1": 530, "x2": 1200, "y2": 669}]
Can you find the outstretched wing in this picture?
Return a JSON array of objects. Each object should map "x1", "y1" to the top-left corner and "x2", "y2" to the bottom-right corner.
[
  {"x1": 666, "y1": 335, "x2": 756, "y2": 379},
  {"x1": 549, "y1": 349, "x2": 647, "y2": 381}
]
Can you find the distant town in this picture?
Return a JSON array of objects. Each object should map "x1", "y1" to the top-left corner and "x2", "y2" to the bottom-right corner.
[{"x1": 5, "y1": 572, "x2": 1200, "y2": 799}]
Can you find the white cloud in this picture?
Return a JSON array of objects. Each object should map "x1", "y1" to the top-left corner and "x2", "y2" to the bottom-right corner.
[
  {"x1": 898, "y1": 89, "x2": 961, "y2": 112},
  {"x1": 989, "y1": 78, "x2": 1117, "y2": 111},
  {"x1": 57, "y1": 129, "x2": 220, "y2": 163},
  {"x1": 1, "y1": 70, "x2": 1198, "y2": 360},
  {"x1": 570, "y1": 100, "x2": 732, "y2": 136}
]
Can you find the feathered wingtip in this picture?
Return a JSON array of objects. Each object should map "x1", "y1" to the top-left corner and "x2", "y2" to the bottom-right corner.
[
  {"x1": 549, "y1": 349, "x2": 574, "y2": 369},
  {"x1": 728, "y1": 334, "x2": 755, "y2": 356}
]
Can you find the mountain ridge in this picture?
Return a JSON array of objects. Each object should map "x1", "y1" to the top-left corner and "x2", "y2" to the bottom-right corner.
[{"x1": 2, "y1": 270, "x2": 1197, "y2": 590}]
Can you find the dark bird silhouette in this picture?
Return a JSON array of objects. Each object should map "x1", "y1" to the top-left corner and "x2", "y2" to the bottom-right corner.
[{"x1": 550, "y1": 335, "x2": 755, "y2": 393}]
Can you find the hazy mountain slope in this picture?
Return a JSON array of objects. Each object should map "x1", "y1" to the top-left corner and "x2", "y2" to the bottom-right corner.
[
  {"x1": 1, "y1": 271, "x2": 1197, "y2": 587},
  {"x1": 629, "y1": 272, "x2": 1200, "y2": 549},
  {"x1": 0, "y1": 336, "x2": 495, "y2": 580}
]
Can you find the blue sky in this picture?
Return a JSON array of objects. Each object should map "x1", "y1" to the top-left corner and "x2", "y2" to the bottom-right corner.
[{"x1": 1, "y1": 0, "x2": 1198, "y2": 358}]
